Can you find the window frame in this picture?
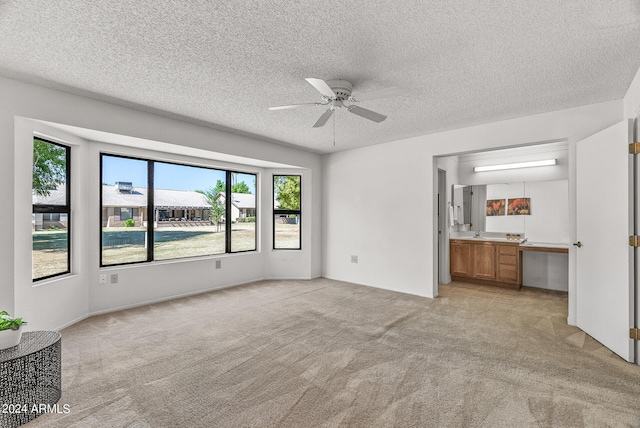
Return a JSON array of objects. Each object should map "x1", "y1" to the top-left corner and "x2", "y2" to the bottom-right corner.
[
  {"x1": 100, "y1": 154, "x2": 151, "y2": 267},
  {"x1": 228, "y1": 169, "x2": 258, "y2": 253},
  {"x1": 32, "y1": 137, "x2": 71, "y2": 282},
  {"x1": 273, "y1": 175, "x2": 302, "y2": 250},
  {"x1": 100, "y1": 153, "x2": 258, "y2": 267}
]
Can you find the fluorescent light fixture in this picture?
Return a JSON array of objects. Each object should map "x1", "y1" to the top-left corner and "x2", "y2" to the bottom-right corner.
[{"x1": 473, "y1": 159, "x2": 557, "y2": 172}]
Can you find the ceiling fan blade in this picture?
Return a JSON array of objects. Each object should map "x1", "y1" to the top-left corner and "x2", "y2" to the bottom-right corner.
[
  {"x1": 351, "y1": 86, "x2": 406, "y2": 102},
  {"x1": 347, "y1": 105, "x2": 387, "y2": 123},
  {"x1": 305, "y1": 78, "x2": 336, "y2": 98},
  {"x1": 268, "y1": 102, "x2": 321, "y2": 110},
  {"x1": 313, "y1": 109, "x2": 334, "y2": 128}
]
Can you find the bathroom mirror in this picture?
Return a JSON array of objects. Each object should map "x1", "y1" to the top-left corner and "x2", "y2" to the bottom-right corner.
[
  {"x1": 451, "y1": 185, "x2": 472, "y2": 225},
  {"x1": 453, "y1": 183, "x2": 526, "y2": 233},
  {"x1": 450, "y1": 179, "x2": 569, "y2": 243}
]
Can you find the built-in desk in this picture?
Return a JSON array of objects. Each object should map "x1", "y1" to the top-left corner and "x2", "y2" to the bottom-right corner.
[{"x1": 518, "y1": 244, "x2": 569, "y2": 254}]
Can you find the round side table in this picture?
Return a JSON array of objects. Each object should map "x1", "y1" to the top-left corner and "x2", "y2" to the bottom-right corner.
[{"x1": 0, "y1": 331, "x2": 62, "y2": 427}]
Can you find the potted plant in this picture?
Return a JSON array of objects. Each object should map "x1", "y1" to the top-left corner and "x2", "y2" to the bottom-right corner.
[{"x1": 0, "y1": 311, "x2": 27, "y2": 350}]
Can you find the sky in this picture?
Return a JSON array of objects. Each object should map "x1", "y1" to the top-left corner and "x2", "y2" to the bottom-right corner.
[{"x1": 102, "y1": 156, "x2": 255, "y2": 192}]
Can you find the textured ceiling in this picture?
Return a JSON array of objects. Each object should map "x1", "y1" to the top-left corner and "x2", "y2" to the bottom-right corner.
[{"x1": 1, "y1": 1, "x2": 639, "y2": 154}]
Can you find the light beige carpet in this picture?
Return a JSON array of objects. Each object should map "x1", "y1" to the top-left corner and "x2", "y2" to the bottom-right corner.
[{"x1": 25, "y1": 278, "x2": 640, "y2": 427}]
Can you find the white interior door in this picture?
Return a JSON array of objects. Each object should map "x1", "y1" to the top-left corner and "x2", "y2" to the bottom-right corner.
[{"x1": 576, "y1": 119, "x2": 634, "y2": 362}]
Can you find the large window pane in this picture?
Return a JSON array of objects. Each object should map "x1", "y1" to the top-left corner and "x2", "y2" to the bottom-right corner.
[
  {"x1": 100, "y1": 154, "x2": 258, "y2": 266},
  {"x1": 32, "y1": 138, "x2": 70, "y2": 280},
  {"x1": 231, "y1": 172, "x2": 257, "y2": 252},
  {"x1": 101, "y1": 155, "x2": 149, "y2": 266},
  {"x1": 153, "y1": 162, "x2": 226, "y2": 260},
  {"x1": 273, "y1": 175, "x2": 301, "y2": 250}
]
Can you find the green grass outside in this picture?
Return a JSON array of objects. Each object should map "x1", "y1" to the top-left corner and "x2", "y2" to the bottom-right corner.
[{"x1": 32, "y1": 222, "x2": 299, "y2": 279}]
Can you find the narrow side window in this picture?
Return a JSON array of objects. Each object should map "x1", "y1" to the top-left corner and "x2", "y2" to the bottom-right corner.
[
  {"x1": 32, "y1": 138, "x2": 70, "y2": 281},
  {"x1": 273, "y1": 175, "x2": 301, "y2": 250}
]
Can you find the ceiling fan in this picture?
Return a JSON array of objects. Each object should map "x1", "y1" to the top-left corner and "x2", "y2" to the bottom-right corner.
[{"x1": 269, "y1": 78, "x2": 405, "y2": 128}]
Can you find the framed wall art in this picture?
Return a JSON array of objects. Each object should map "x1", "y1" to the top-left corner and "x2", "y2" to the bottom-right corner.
[
  {"x1": 508, "y1": 198, "x2": 530, "y2": 215},
  {"x1": 486, "y1": 199, "x2": 505, "y2": 216}
]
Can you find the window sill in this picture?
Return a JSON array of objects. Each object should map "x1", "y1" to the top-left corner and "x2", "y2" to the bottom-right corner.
[
  {"x1": 99, "y1": 250, "x2": 260, "y2": 270},
  {"x1": 32, "y1": 272, "x2": 77, "y2": 287}
]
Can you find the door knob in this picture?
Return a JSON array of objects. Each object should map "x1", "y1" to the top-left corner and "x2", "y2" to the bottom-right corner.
[{"x1": 573, "y1": 242, "x2": 582, "y2": 248}]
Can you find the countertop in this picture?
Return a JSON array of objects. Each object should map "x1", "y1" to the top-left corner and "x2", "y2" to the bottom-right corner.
[
  {"x1": 518, "y1": 242, "x2": 569, "y2": 253},
  {"x1": 450, "y1": 236, "x2": 521, "y2": 243},
  {"x1": 450, "y1": 237, "x2": 569, "y2": 253}
]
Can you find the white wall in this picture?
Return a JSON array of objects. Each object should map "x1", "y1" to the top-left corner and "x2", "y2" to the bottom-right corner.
[
  {"x1": 322, "y1": 100, "x2": 623, "y2": 313},
  {"x1": 624, "y1": 66, "x2": 640, "y2": 118},
  {"x1": 1, "y1": 76, "x2": 322, "y2": 330},
  {"x1": 519, "y1": 180, "x2": 569, "y2": 244}
]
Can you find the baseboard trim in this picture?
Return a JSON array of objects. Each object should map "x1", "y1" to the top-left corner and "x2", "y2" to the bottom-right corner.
[
  {"x1": 322, "y1": 275, "x2": 431, "y2": 298},
  {"x1": 53, "y1": 314, "x2": 91, "y2": 332},
  {"x1": 88, "y1": 277, "x2": 265, "y2": 318}
]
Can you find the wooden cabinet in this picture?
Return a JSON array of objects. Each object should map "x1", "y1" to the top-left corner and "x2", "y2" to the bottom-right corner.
[
  {"x1": 450, "y1": 239, "x2": 521, "y2": 289},
  {"x1": 496, "y1": 243, "x2": 520, "y2": 284}
]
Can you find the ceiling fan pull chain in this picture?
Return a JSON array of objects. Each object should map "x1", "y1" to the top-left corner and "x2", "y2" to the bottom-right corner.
[{"x1": 333, "y1": 112, "x2": 336, "y2": 146}]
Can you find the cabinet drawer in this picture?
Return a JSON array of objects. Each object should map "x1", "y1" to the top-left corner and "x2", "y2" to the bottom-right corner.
[
  {"x1": 498, "y1": 254, "x2": 517, "y2": 265},
  {"x1": 498, "y1": 245, "x2": 518, "y2": 256},
  {"x1": 497, "y1": 264, "x2": 518, "y2": 283}
]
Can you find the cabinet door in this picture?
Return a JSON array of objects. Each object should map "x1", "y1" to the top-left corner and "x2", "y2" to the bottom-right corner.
[
  {"x1": 450, "y1": 241, "x2": 472, "y2": 277},
  {"x1": 472, "y1": 242, "x2": 496, "y2": 280}
]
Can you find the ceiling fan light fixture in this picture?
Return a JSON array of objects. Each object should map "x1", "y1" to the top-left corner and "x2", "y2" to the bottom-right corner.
[{"x1": 269, "y1": 77, "x2": 403, "y2": 130}]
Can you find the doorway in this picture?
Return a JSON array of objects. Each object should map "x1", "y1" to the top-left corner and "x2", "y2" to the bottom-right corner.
[
  {"x1": 437, "y1": 169, "x2": 448, "y2": 284},
  {"x1": 433, "y1": 140, "x2": 570, "y2": 296}
]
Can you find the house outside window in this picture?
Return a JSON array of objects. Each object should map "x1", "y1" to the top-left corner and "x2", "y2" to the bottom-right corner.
[{"x1": 120, "y1": 207, "x2": 132, "y2": 221}]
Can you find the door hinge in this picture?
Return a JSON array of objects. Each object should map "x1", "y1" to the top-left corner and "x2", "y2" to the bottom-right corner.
[
  {"x1": 630, "y1": 236, "x2": 640, "y2": 247},
  {"x1": 629, "y1": 142, "x2": 640, "y2": 154},
  {"x1": 631, "y1": 328, "x2": 640, "y2": 340}
]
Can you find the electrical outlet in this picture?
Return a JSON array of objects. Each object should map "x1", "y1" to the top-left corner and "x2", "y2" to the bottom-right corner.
[
  {"x1": 110, "y1": 273, "x2": 119, "y2": 284},
  {"x1": 351, "y1": 255, "x2": 358, "y2": 263},
  {"x1": 215, "y1": 260, "x2": 222, "y2": 269},
  {"x1": 99, "y1": 274, "x2": 107, "y2": 284}
]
